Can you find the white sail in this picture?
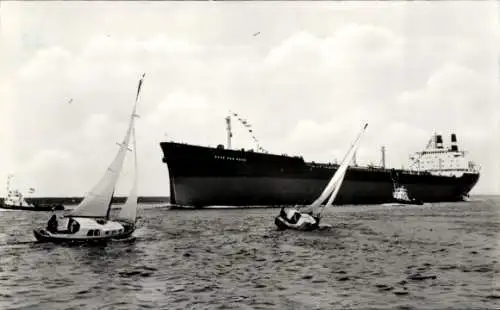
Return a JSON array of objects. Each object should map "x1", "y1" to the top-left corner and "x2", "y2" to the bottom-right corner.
[
  {"x1": 116, "y1": 125, "x2": 138, "y2": 224},
  {"x1": 70, "y1": 74, "x2": 144, "y2": 219},
  {"x1": 309, "y1": 123, "x2": 368, "y2": 211},
  {"x1": 323, "y1": 143, "x2": 359, "y2": 208},
  {"x1": 70, "y1": 116, "x2": 135, "y2": 218}
]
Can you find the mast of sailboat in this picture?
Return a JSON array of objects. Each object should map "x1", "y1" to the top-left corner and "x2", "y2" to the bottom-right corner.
[
  {"x1": 68, "y1": 74, "x2": 144, "y2": 220},
  {"x1": 105, "y1": 189, "x2": 116, "y2": 220},
  {"x1": 104, "y1": 73, "x2": 145, "y2": 220},
  {"x1": 131, "y1": 123, "x2": 138, "y2": 223},
  {"x1": 70, "y1": 74, "x2": 145, "y2": 220},
  {"x1": 115, "y1": 121, "x2": 139, "y2": 225}
]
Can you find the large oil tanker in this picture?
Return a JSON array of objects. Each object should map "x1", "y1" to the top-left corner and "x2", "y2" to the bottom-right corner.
[{"x1": 160, "y1": 119, "x2": 480, "y2": 207}]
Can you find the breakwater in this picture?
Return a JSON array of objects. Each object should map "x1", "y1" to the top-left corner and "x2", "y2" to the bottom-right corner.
[{"x1": 0, "y1": 196, "x2": 170, "y2": 206}]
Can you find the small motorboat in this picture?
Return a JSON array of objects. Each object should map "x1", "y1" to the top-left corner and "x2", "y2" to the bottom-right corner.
[
  {"x1": 1, "y1": 176, "x2": 65, "y2": 211},
  {"x1": 1, "y1": 189, "x2": 64, "y2": 211},
  {"x1": 33, "y1": 74, "x2": 145, "y2": 244},
  {"x1": 392, "y1": 185, "x2": 423, "y2": 205}
]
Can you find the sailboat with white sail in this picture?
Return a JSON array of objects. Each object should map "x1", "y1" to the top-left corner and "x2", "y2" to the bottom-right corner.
[
  {"x1": 33, "y1": 74, "x2": 145, "y2": 244},
  {"x1": 275, "y1": 123, "x2": 368, "y2": 231}
]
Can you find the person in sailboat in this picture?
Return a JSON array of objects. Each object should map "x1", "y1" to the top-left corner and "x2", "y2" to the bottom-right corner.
[
  {"x1": 47, "y1": 214, "x2": 58, "y2": 233},
  {"x1": 47, "y1": 213, "x2": 74, "y2": 234},
  {"x1": 280, "y1": 206, "x2": 319, "y2": 224},
  {"x1": 67, "y1": 217, "x2": 80, "y2": 234},
  {"x1": 279, "y1": 207, "x2": 286, "y2": 218}
]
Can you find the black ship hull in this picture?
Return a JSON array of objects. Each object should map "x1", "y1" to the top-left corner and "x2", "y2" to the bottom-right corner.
[{"x1": 160, "y1": 142, "x2": 480, "y2": 208}]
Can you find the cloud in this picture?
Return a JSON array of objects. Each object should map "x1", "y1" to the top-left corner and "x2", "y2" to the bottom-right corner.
[
  {"x1": 2, "y1": 2, "x2": 498, "y2": 197},
  {"x1": 396, "y1": 63, "x2": 498, "y2": 129},
  {"x1": 143, "y1": 90, "x2": 226, "y2": 146},
  {"x1": 14, "y1": 149, "x2": 77, "y2": 196}
]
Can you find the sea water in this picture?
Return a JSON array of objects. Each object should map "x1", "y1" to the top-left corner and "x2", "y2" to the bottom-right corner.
[{"x1": 0, "y1": 198, "x2": 499, "y2": 309}]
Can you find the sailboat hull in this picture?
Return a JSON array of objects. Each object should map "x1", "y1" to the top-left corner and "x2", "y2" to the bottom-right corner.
[
  {"x1": 33, "y1": 218, "x2": 135, "y2": 244},
  {"x1": 274, "y1": 216, "x2": 319, "y2": 231},
  {"x1": 33, "y1": 228, "x2": 136, "y2": 244},
  {"x1": 33, "y1": 228, "x2": 110, "y2": 244},
  {"x1": 111, "y1": 223, "x2": 136, "y2": 240},
  {"x1": 274, "y1": 208, "x2": 320, "y2": 231}
]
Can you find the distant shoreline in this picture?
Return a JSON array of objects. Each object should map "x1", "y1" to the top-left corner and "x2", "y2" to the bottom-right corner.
[{"x1": 0, "y1": 196, "x2": 170, "y2": 206}]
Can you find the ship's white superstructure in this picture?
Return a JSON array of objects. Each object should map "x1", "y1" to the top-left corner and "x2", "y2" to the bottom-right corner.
[
  {"x1": 409, "y1": 133, "x2": 479, "y2": 177},
  {"x1": 4, "y1": 190, "x2": 34, "y2": 208},
  {"x1": 3, "y1": 175, "x2": 35, "y2": 208}
]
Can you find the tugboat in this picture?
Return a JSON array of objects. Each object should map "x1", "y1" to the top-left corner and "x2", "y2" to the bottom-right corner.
[
  {"x1": 388, "y1": 169, "x2": 423, "y2": 205},
  {"x1": 1, "y1": 176, "x2": 64, "y2": 211},
  {"x1": 33, "y1": 74, "x2": 144, "y2": 244},
  {"x1": 392, "y1": 185, "x2": 423, "y2": 205}
]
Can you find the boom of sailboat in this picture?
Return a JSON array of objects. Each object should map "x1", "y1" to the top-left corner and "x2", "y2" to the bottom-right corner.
[{"x1": 33, "y1": 74, "x2": 145, "y2": 244}]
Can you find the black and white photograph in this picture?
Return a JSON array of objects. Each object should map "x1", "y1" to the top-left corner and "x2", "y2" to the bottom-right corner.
[{"x1": 0, "y1": 1, "x2": 499, "y2": 309}]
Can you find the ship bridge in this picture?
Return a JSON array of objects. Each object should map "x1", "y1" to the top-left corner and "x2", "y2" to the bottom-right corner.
[{"x1": 408, "y1": 133, "x2": 480, "y2": 177}]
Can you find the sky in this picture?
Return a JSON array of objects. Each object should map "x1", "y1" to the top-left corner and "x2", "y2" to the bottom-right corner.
[{"x1": 0, "y1": 1, "x2": 499, "y2": 197}]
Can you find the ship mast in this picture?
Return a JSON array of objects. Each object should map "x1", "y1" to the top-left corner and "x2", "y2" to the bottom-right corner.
[
  {"x1": 225, "y1": 116, "x2": 232, "y2": 149},
  {"x1": 226, "y1": 111, "x2": 267, "y2": 153},
  {"x1": 6, "y1": 174, "x2": 12, "y2": 195},
  {"x1": 380, "y1": 146, "x2": 386, "y2": 169}
]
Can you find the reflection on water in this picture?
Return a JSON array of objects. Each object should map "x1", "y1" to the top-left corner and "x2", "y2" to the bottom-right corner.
[{"x1": 0, "y1": 200, "x2": 499, "y2": 309}]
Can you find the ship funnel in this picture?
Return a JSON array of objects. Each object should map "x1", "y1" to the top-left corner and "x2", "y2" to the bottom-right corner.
[
  {"x1": 450, "y1": 133, "x2": 458, "y2": 151},
  {"x1": 380, "y1": 146, "x2": 386, "y2": 169},
  {"x1": 435, "y1": 134, "x2": 443, "y2": 149}
]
